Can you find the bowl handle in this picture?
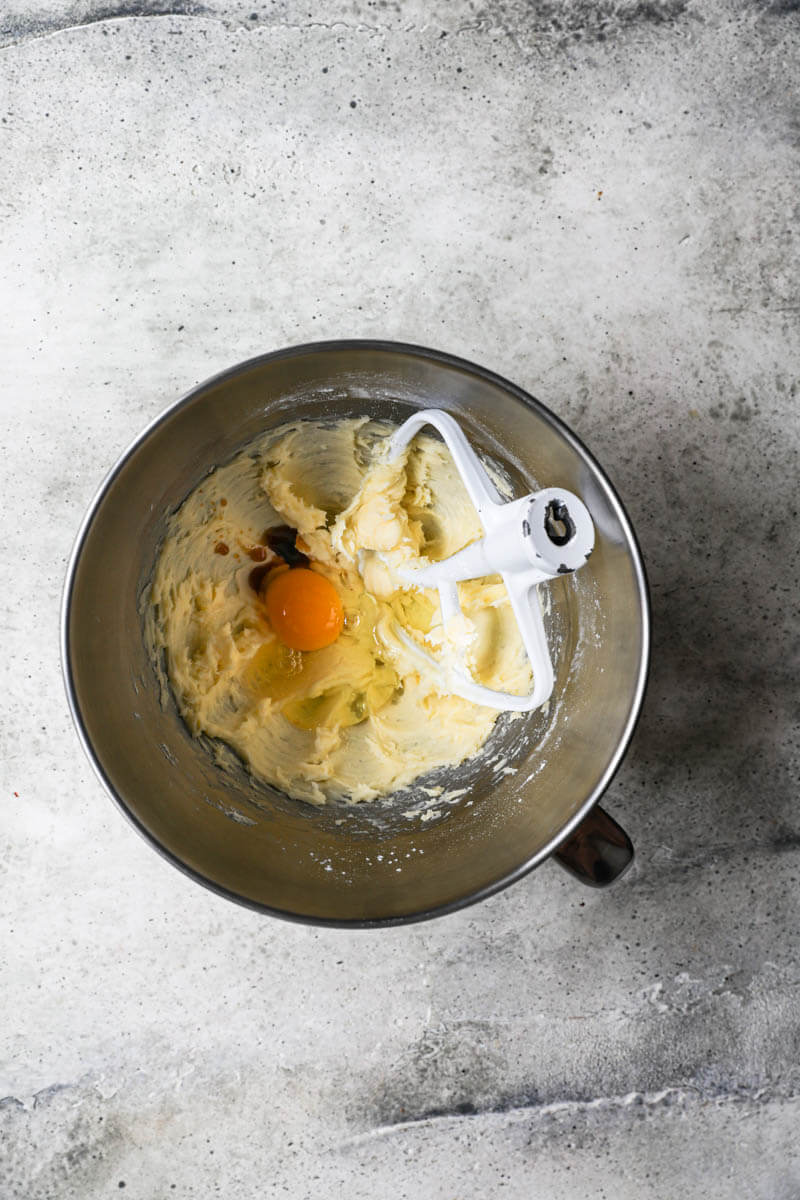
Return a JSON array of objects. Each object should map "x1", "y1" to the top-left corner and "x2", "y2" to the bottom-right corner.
[{"x1": 554, "y1": 805, "x2": 633, "y2": 887}]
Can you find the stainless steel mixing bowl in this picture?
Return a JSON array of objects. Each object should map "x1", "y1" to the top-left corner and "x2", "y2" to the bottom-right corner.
[{"x1": 62, "y1": 341, "x2": 650, "y2": 925}]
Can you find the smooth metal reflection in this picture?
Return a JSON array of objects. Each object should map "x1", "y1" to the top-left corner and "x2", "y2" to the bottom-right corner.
[{"x1": 62, "y1": 341, "x2": 650, "y2": 925}]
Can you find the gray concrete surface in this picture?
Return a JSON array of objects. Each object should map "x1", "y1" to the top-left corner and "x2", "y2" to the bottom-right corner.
[{"x1": 2, "y1": 1, "x2": 799, "y2": 1196}]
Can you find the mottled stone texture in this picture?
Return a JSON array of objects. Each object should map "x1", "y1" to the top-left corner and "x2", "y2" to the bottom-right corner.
[{"x1": 1, "y1": 1, "x2": 799, "y2": 1197}]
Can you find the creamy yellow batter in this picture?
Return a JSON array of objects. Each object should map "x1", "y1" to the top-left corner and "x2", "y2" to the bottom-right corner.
[{"x1": 144, "y1": 417, "x2": 530, "y2": 804}]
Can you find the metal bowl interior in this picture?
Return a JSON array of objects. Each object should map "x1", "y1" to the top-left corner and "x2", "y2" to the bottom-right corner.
[{"x1": 63, "y1": 341, "x2": 649, "y2": 925}]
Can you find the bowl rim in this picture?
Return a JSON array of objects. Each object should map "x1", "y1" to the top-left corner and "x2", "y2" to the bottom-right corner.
[{"x1": 61, "y1": 338, "x2": 651, "y2": 927}]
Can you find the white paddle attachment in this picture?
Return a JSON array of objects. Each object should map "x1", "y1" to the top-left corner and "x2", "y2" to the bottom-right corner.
[{"x1": 388, "y1": 409, "x2": 594, "y2": 711}]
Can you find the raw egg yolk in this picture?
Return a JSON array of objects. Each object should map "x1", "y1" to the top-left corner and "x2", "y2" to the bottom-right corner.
[{"x1": 264, "y1": 568, "x2": 344, "y2": 652}]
